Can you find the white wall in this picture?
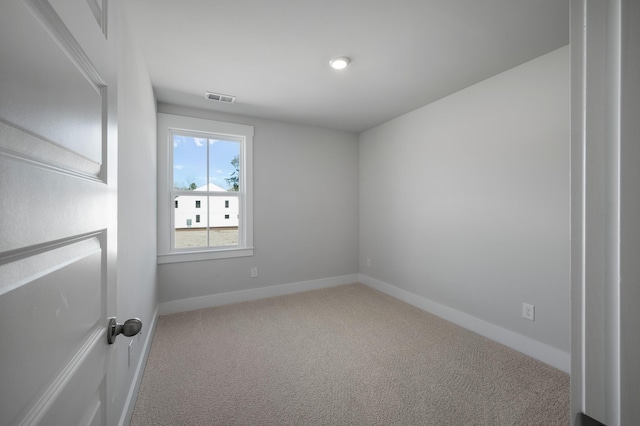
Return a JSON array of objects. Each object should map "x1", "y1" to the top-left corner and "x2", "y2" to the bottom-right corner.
[
  {"x1": 157, "y1": 104, "x2": 359, "y2": 303},
  {"x1": 116, "y1": 10, "x2": 158, "y2": 425},
  {"x1": 359, "y1": 46, "x2": 570, "y2": 361}
]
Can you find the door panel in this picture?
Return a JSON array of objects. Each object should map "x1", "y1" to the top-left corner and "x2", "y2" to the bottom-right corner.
[
  {"x1": 0, "y1": 0, "x2": 117, "y2": 425},
  {"x1": 0, "y1": 0, "x2": 105, "y2": 164},
  {"x1": 0, "y1": 238, "x2": 102, "y2": 423},
  {"x1": 0, "y1": 150, "x2": 106, "y2": 254}
]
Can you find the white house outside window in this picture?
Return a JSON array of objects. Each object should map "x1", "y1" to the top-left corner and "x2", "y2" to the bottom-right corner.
[{"x1": 157, "y1": 113, "x2": 254, "y2": 263}]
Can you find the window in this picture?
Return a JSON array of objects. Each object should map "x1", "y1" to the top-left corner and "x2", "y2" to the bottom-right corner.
[{"x1": 157, "y1": 113, "x2": 254, "y2": 263}]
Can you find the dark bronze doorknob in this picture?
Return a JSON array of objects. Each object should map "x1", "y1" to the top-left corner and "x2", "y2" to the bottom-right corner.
[{"x1": 107, "y1": 317, "x2": 142, "y2": 344}]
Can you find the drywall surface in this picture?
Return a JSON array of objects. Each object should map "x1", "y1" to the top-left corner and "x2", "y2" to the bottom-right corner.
[
  {"x1": 117, "y1": 11, "x2": 158, "y2": 424},
  {"x1": 157, "y1": 104, "x2": 359, "y2": 303},
  {"x1": 359, "y1": 46, "x2": 570, "y2": 353}
]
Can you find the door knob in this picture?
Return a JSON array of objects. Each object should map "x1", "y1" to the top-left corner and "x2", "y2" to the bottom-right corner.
[{"x1": 107, "y1": 317, "x2": 142, "y2": 344}]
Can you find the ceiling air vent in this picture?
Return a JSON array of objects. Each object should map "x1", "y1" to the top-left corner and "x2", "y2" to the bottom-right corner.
[{"x1": 205, "y1": 92, "x2": 236, "y2": 104}]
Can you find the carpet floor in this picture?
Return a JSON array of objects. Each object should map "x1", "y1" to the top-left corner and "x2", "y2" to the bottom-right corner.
[{"x1": 130, "y1": 283, "x2": 569, "y2": 425}]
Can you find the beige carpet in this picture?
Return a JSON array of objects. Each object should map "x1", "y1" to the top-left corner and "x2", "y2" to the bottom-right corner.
[{"x1": 131, "y1": 283, "x2": 569, "y2": 425}]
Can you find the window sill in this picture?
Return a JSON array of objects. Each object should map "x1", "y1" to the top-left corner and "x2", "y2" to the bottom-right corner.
[{"x1": 157, "y1": 247, "x2": 254, "y2": 264}]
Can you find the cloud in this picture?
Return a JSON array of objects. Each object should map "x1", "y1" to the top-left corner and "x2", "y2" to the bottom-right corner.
[
  {"x1": 216, "y1": 169, "x2": 224, "y2": 174},
  {"x1": 209, "y1": 139, "x2": 219, "y2": 145},
  {"x1": 173, "y1": 135, "x2": 188, "y2": 147},
  {"x1": 174, "y1": 164, "x2": 184, "y2": 170},
  {"x1": 194, "y1": 138, "x2": 207, "y2": 147}
]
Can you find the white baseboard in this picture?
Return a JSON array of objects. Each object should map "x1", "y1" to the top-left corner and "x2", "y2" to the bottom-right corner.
[
  {"x1": 359, "y1": 274, "x2": 570, "y2": 373},
  {"x1": 119, "y1": 305, "x2": 160, "y2": 426},
  {"x1": 158, "y1": 274, "x2": 360, "y2": 315}
]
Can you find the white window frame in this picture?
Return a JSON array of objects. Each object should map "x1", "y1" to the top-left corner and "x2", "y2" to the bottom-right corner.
[{"x1": 157, "y1": 113, "x2": 254, "y2": 263}]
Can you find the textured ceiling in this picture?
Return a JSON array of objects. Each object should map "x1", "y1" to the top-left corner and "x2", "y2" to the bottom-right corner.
[{"x1": 124, "y1": 0, "x2": 569, "y2": 133}]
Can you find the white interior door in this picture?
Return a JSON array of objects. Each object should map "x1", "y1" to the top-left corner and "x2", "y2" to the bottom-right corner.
[{"x1": 0, "y1": 0, "x2": 118, "y2": 425}]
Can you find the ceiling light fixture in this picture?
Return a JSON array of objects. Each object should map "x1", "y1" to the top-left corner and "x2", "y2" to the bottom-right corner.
[{"x1": 329, "y1": 57, "x2": 350, "y2": 70}]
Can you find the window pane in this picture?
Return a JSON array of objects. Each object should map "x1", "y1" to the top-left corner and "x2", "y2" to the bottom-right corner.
[
  {"x1": 209, "y1": 140, "x2": 240, "y2": 191},
  {"x1": 173, "y1": 194, "x2": 239, "y2": 249},
  {"x1": 173, "y1": 134, "x2": 207, "y2": 190},
  {"x1": 208, "y1": 196, "x2": 238, "y2": 247},
  {"x1": 174, "y1": 195, "x2": 208, "y2": 249}
]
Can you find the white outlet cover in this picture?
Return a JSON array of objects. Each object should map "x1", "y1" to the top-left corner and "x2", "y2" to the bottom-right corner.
[{"x1": 522, "y1": 303, "x2": 535, "y2": 321}]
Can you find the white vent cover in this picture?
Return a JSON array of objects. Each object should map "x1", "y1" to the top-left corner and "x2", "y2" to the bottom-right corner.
[{"x1": 205, "y1": 92, "x2": 236, "y2": 104}]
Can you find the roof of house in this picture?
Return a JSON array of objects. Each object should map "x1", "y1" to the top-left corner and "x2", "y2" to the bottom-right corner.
[{"x1": 195, "y1": 183, "x2": 228, "y2": 192}]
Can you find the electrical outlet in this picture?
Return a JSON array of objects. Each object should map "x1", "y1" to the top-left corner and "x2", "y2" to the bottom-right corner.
[
  {"x1": 522, "y1": 303, "x2": 535, "y2": 321},
  {"x1": 251, "y1": 267, "x2": 258, "y2": 278},
  {"x1": 366, "y1": 258, "x2": 371, "y2": 268}
]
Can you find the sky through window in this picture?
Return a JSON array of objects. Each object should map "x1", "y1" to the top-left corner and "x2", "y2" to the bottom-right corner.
[{"x1": 173, "y1": 134, "x2": 239, "y2": 190}]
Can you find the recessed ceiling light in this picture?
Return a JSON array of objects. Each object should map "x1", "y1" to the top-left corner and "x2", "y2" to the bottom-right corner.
[{"x1": 329, "y1": 57, "x2": 350, "y2": 70}]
